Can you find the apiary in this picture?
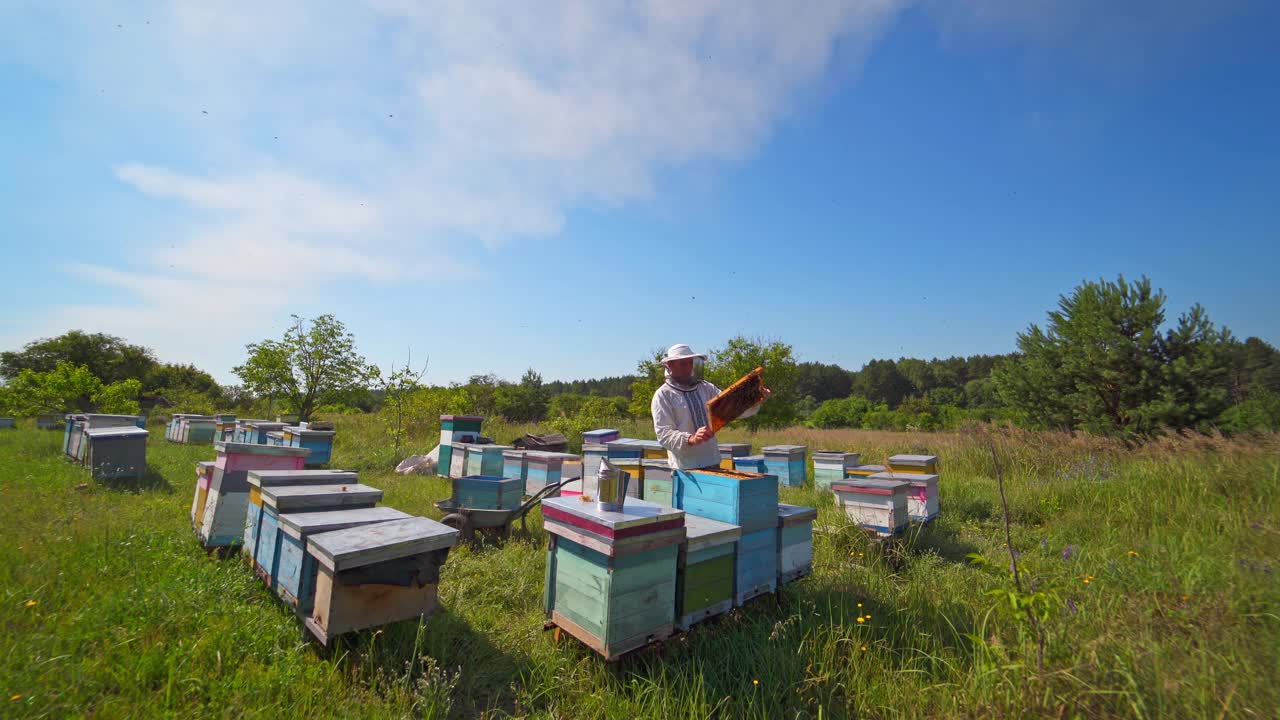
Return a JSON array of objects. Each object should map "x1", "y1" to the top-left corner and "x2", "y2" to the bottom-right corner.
[
  {"x1": 676, "y1": 515, "x2": 739, "y2": 630},
  {"x1": 195, "y1": 442, "x2": 310, "y2": 549},
  {"x1": 542, "y1": 496, "x2": 685, "y2": 661},
  {"x1": 831, "y1": 479, "x2": 909, "y2": 536},
  {"x1": 762, "y1": 445, "x2": 807, "y2": 487},
  {"x1": 776, "y1": 504, "x2": 817, "y2": 585},
  {"x1": 275, "y1": 506, "x2": 412, "y2": 616},
  {"x1": 304, "y1": 516, "x2": 458, "y2": 645},
  {"x1": 870, "y1": 471, "x2": 939, "y2": 523},
  {"x1": 243, "y1": 469, "x2": 360, "y2": 565},
  {"x1": 254, "y1": 482, "x2": 382, "y2": 589}
]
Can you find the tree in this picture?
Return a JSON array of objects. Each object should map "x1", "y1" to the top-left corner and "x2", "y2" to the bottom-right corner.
[
  {"x1": 145, "y1": 363, "x2": 224, "y2": 402},
  {"x1": 794, "y1": 362, "x2": 853, "y2": 403},
  {"x1": 0, "y1": 362, "x2": 139, "y2": 415},
  {"x1": 706, "y1": 336, "x2": 799, "y2": 430},
  {"x1": 627, "y1": 349, "x2": 668, "y2": 419},
  {"x1": 851, "y1": 359, "x2": 913, "y2": 408},
  {"x1": 994, "y1": 275, "x2": 1234, "y2": 439},
  {"x1": 809, "y1": 396, "x2": 874, "y2": 428},
  {"x1": 1226, "y1": 337, "x2": 1280, "y2": 401},
  {"x1": 1, "y1": 331, "x2": 157, "y2": 384},
  {"x1": 233, "y1": 314, "x2": 376, "y2": 422},
  {"x1": 380, "y1": 352, "x2": 429, "y2": 458}
]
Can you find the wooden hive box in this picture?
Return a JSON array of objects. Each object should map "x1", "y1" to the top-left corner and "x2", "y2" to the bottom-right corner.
[
  {"x1": 190, "y1": 461, "x2": 215, "y2": 528},
  {"x1": 447, "y1": 442, "x2": 472, "y2": 480},
  {"x1": 718, "y1": 443, "x2": 751, "y2": 470},
  {"x1": 888, "y1": 454, "x2": 939, "y2": 475},
  {"x1": 525, "y1": 452, "x2": 565, "y2": 496},
  {"x1": 846, "y1": 464, "x2": 886, "y2": 480},
  {"x1": 196, "y1": 442, "x2": 310, "y2": 549},
  {"x1": 166, "y1": 414, "x2": 199, "y2": 442},
  {"x1": 255, "y1": 481, "x2": 382, "y2": 589},
  {"x1": 244, "y1": 421, "x2": 287, "y2": 446},
  {"x1": 582, "y1": 428, "x2": 620, "y2": 445},
  {"x1": 870, "y1": 471, "x2": 939, "y2": 523},
  {"x1": 438, "y1": 415, "x2": 484, "y2": 478},
  {"x1": 541, "y1": 496, "x2": 685, "y2": 661},
  {"x1": 62, "y1": 414, "x2": 83, "y2": 457},
  {"x1": 610, "y1": 459, "x2": 644, "y2": 500},
  {"x1": 451, "y1": 475, "x2": 522, "y2": 511},
  {"x1": 605, "y1": 440, "x2": 644, "y2": 461},
  {"x1": 84, "y1": 413, "x2": 146, "y2": 429},
  {"x1": 83, "y1": 426, "x2": 148, "y2": 481},
  {"x1": 214, "y1": 419, "x2": 238, "y2": 442},
  {"x1": 465, "y1": 444, "x2": 512, "y2": 478},
  {"x1": 733, "y1": 455, "x2": 766, "y2": 473},
  {"x1": 304, "y1": 516, "x2": 459, "y2": 645},
  {"x1": 831, "y1": 479, "x2": 909, "y2": 536},
  {"x1": 283, "y1": 425, "x2": 337, "y2": 466},
  {"x1": 265, "y1": 431, "x2": 286, "y2": 447},
  {"x1": 232, "y1": 419, "x2": 267, "y2": 444},
  {"x1": 641, "y1": 460, "x2": 675, "y2": 507},
  {"x1": 185, "y1": 418, "x2": 217, "y2": 444},
  {"x1": 734, "y1": 527, "x2": 778, "y2": 605},
  {"x1": 502, "y1": 450, "x2": 530, "y2": 491},
  {"x1": 813, "y1": 451, "x2": 861, "y2": 491},
  {"x1": 36, "y1": 414, "x2": 62, "y2": 430},
  {"x1": 762, "y1": 445, "x2": 808, "y2": 487},
  {"x1": 677, "y1": 467, "x2": 779, "y2": 534},
  {"x1": 275, "y1": 507, "x2": 411, "y2": 615},
  {"x1": 776, "y1": 504, "x2": 818, "y2": 585},
  {"x1": 676, "y1": 515, "x2": 739, "y2": 630},
  {"x1": 633, "y1": 439, "x2": 666, "y2": 460},
  {"x1": 243, "y1": 469, "x2": 360, "y2": 565},
  {"x1": 0, "y1": 417, "x2": 14, "y2": 429},
  {"x1": 581, "y1": 444, "x2": 608, "y2": 493}
]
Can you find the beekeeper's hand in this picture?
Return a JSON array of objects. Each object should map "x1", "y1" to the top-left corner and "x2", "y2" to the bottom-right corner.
[{"x1": 690, "y1": 426, "x2": 715, "y2": 445}]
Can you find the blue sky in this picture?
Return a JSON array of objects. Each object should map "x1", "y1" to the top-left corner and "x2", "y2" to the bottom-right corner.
[{"x1": 2, "y1": 1, "x2": 1278, "y2": 386}]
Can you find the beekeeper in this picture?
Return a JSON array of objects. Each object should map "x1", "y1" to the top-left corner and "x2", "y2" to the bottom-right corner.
[{"x1": 651, "y1": 343, "x2": 770, "y2": 470}]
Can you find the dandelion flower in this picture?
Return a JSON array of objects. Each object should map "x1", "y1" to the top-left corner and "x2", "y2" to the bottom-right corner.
[
  {"x1": 1127, "y1": 550, "x2": 1139, "y2": 557},
  {"x1": 24, "y1": 601, "x2": 36, "y2": 608},
  {"x1": 753, "y1": 679, "x2": 759, "y2": 686},
  {"x1": 857, "y1": 617, "x2": 865, "y2": 624},
  {"x1": 10, "y1": 695, "x2": 20, "y2": 701},
  {"x1": 866, "y1": 614, "x2": 872, "y2": 619},
  {"x1": 1180, "y1": 595, "x2": 1190, "y2": 601},
  {"x1": 860, "y1": 645, "x2": 868, "y2": 652}
]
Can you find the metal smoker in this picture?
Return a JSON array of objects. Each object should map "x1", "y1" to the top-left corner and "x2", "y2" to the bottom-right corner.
[{"x1": 596, "y1": 457, "x2": 630, "y2": 513}]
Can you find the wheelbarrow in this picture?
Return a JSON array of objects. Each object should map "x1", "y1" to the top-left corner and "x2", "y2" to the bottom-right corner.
[{"x1": 435, "y1": 479, "x2": 568, "y2": 542}]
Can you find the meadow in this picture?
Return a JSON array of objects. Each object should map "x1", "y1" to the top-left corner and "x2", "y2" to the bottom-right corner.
[{"x1": 1, "y1": 416, "x2": 1277, "y2": 719}]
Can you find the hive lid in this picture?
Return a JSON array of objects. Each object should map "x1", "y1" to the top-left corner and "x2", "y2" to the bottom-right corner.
[
  {"x1": 889, "y1": 454, "x2": 938, "y2": 465},
  {"x1": 215, "y1": 441, "x2": 310, "y2": 457},
  {"x1": 439, "y1": 415, "x2": 484, "y2": 422},
  {"x1": 848, "y1": 464, "x2": 887, "y2": 472},
  {"x1": 543, "y1": 495, "x2": 683, "y2": 530},
  {"x1": 279, "y1": 506, "x2": 411, "y2": 539},
  {"x1": 307, "y1": 516, "x2": 458, "y2": 572},
  {"x1": 248, "y1": 469, "x2": 359, "y2": 488},
  {"x1": 778, "y1": 503, "x2": 818, "y2": 525},
  {"x1": 814, "y1": 450, "x2": 857, "y2": 459},
  {"x1": 245, "y1": 421, "x2": 288, "y2": 429},
  {"x1": 718, "y1": 443, "x2": 752, "y2": 452},
  {"x1": 83, "y1": 426, "x2": 148, "y2": 438},
  {"x1": 283, "y1": 426, "x2": 336, "y2": 437},
  {"x1": 472, "y1": 444, "x2": 513, "y2": 452},
  {"x1": 642, "y1": 458, "x2": 671, "y2": 469},
  {"x1": 832, "y1": 478, "x2": 909, "y2": 494},
  {"x1": 869, "y1": 471, "x2": 939, "y2": 484},
  {"x1": 583, "y1": 428, "x2": 620, "y2": 436},
  {"x1": 762, "y1": 444, "x2": 807, "y2": 453},
  {"x1": 261, "y1": 483, "x2": 383, "y2": 510}
]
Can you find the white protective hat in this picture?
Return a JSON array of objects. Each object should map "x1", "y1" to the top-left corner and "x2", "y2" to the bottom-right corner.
[{"x1": 660, "y1": 344, "x2": 707, "y2": 365}]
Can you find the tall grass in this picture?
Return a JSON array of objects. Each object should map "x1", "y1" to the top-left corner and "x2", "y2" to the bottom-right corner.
[{"x1": 1, "y1": 418, "x2": 1277, "y2": 718}]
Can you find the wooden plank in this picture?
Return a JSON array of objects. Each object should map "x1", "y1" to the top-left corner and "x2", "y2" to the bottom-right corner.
[
  {"x1": 278, "y1": 507, "x2": 411, "y2": 540},
  {"x1": 261, "y1": 484, "x2": 383, "y2": 512},
  {"x1": 248, "y1": 469, "x2": 358, "y2": 488},
  {"x1": 307, "y1": 517, "x2": 458, "y2": 572},
  {"x1": 306, "y1": 570, "x2": 441, "y2": 646},
  {"x1": 542, "y1": 496, "x2": 683, "y2": 531}
]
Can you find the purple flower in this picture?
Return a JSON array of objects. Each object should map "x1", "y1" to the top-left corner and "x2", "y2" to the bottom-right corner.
[
  {"x1": 1040, "y1": 537, "x2": 1048, "y2": 551},
  {"x1": 1061, "y1": 545, "x2": 1079, "y2": 561},
  {"x1": 1066, "y1": 598, "x2": 1078, "y2": 614}
]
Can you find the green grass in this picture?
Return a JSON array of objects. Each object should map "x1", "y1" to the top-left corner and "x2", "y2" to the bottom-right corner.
[{"x1": 2, "y1": 418, "x2": 1278, "y2": 718}]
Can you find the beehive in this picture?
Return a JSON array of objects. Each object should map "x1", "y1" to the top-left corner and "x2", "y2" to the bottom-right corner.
[
  {"x1": 542, "y1": 496, "x2": 685, "y2": 661},
  {"x1": 677, "y1": 467, "x2": 779, "y2": 534},
  {"x1": 438, "y1": 415, "x2": 483, "y2": 475},
  {"x1": 231, "y1": 419, "x2": 269, "y2": 444},
  {"x1": 581, "y1": 444, "x2": 608, "y2": 494},
  {"x1": 503, "y1": 450, "x2": 530, "y2": 490},
  {"x1": 275, "y1": 506, "x2": 412, "y2": 616},
  {"x1": 525, "y1": 452, "x2": 564, "y2": 495},
  {"x1": 611, "y1": 459, "x2": 644, "y2": 499},
  {"x1": 831, "y1": 479, "x2": 909, "y2": 536},
  {"x1": 641, "y1": 460, "x2": 675, "y2": 507},
  {"x1": 734, "y1": 527, "x2": 777, "y2": 605},
  {"x1": 304, "y1": 516, "x2": 458, "y2": 645},
  {"x1": 166, "y1": 414, "x2": 202, "y2": 442},
  {"x1": 718, "y1": 443, "x2": 751, "y2": 470},
  {"x1": 83, "y1": 426, "x2": 148, "y2": 481},
  {"x1": 813, "y1": 451, "x2": 861, "y2": 491},
  {"x1": 888, "y1": 454, "x2": 938, "y2": 475},
  {"x1": 195, "y1": 442, "x2": 310, "y2": 549},
  {"x1": 451, "y1": 475, "x2": 522, "y2": 511},
  {"x1": 447, "y1": 442, "x2": 471, "y2": 479},
  {"x1": 762, "y1": 445, "x2": 807, "y2": 487},
  {"x1": 776, "y1": 504, "x2": 817, "y2": 585},
  {"x1": 36, "y1": 414, "x2": 61, "y2": 430},
  {"x1": 244, "y1": 421, "x2": 287, "y2": 445},
  {"x1": 254, "y1": 482, "x2": 382, "y2": 589},
  {"x1": 214, "y1": 419, "x2": 238, "y2": 442},
  {"x1": 846, "y1": 464, "x2": 886, "y2": 480},
  {"x1": 184, "y1": 417, "x2": 217, "y2": 444},
  {"x1": 465, "y1": 444, "x2": 512, "y2": 478},
  {"x1": 870, "y1": 471, "x2": 939, "y2": 523},
  {"x1": 283, "y1": 425, "x2": 337, "y2": 466},
  {"x1": 0, "y1": 417, "x2": 14, "y2": 429},
  {"x1": 243, "y1": 469, "x2": 360, "y2": 565},
  {"x1": 733, "y1": 455, "x2": 766, "y2": 473},
  {"x1": 676, "y1": 515, "x2": 739, "y2": 630},
  {"x1": 583, "y1": 428, "x2": 620, "y2": 445},
  {"x1": 66, "y1": 419, "x2": 89, "y2": 463},
  {"x1": 265, "y1": 431, "x2": 285, "y2": 447},
  {"x1": 605, "y1": 440, "x2": 644, "y2": 461},
  {"x1": 633, "y1": 439, "x2": 667, "y2": 460},
  {"x1": 190, "y1": 461, "x2": 215, "y2": 528}
]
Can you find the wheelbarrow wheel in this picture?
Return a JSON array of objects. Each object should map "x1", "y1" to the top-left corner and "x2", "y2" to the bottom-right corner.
[{"x1": 440, "y1": 513, "x2": 473, "y2": 542}]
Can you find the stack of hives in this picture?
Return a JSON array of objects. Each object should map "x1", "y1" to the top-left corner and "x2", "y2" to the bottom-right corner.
[
  {"x1": 189, "y1": 443, "x2": 459, "y2": 645},
  {"x1": 830, "y1": 453, "x2": 940, "y2": 535},
  {"x1": 166, "y1": 414, "x2": 218, "y2": 444},
  {"x1": 63, "y1": 413, "x2": 149, "y2": 481}
]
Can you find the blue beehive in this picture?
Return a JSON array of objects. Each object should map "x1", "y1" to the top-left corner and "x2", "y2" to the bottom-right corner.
[
  {"x1": 776, "y1": 504, "x2": 817, "y2": 585},
  {"x1": 733, "y1": 455, "x2": 766, "y2": 473},
  {"x1": 525, "y1": 452, "x2": 564, "y2": 495},
  {"x1": 813, "y1": 451, "x2": 860, "y2": 491},
  {"x1": 255, "y1": 483, "x2": 383, "y2": 589},
  {"x1": 274, "y1": 506, "x2": 411, "y2": 616},
  {"x1": 676, "y1": 467, "x2": 778, "y2": 534},
  {"x1": 465, "y1": 445, "x2": 512, "y2": 478},
  {"x1": 763, "y1": 445, "x2": 807, "y2": 487},
  {"x1": 452, "y1": 475, "x2": 522, "y2": 511},
  {"x1": 283, "y1": 424, "x2": 336, "y2": 466},
  {"x1": 583, "y1": 428, "x2": 620, "y2": 445},
  {"x1": 503, "y1": 450, "x2": 530, "y2": 491},
  {"x1": 244, "y1": 469, "x2": 359, "y2": 566},
  {"x1": 735, "y1": 527, "x2": 778, "y2": 605},
  {"x1": 244, "y1": 421, "x2": 287, "y2": 445}
]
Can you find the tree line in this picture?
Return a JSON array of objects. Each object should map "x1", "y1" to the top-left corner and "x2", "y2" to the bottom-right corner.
[{"x1": 2, "y1": 276, "x2": 1277, "y2": 440}]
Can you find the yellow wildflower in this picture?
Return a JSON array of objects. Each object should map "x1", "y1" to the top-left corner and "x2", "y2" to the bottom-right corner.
[
  {"x1": 10, "y1": 695, "x2": 20, "y2": 701},
  {"x1": 856, "y1": 617, "x2": 865, "y2": 624},
  {"x1": 860, "y1": 645, "x2": 868, "y2": 652},
  {"x1": 857, "y1": 603, "x2": 863, "y2": 608},
  {"x1": 866, "y1": 614, "x2": 872, "y2": 620},
  {"x1": 24, "y1": 601, "x2": 36, "y2": 608},
  {"x1": 752, "y1": 679, "x2": 759, "y2": 686},
  {"x1": 1127, "y1": 550, "x2": 1139, "y2": 557}
]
